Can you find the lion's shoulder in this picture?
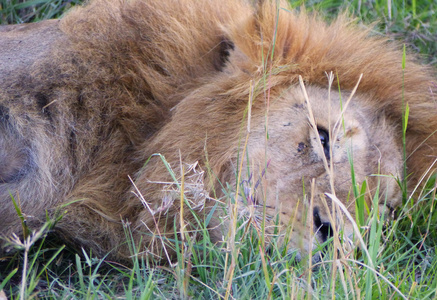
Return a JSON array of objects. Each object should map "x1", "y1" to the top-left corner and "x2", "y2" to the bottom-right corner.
[{"x1": 0, "y1": 20, "x2": 62, "y2": 81}]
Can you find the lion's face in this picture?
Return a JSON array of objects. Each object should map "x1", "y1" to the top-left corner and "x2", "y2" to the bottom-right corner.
[{"x1": 237, "y1": 85, "x2": 402, "y2": 255}]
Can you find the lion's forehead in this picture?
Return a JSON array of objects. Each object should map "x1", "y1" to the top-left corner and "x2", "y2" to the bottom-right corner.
[{"x1": 253, "y1": 85, "x2": 377, "y2": 146}]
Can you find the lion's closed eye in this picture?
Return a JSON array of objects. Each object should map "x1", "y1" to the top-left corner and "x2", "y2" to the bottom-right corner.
[{"x1": 317, "y1": 127, "x2": 330, "y2": 160}]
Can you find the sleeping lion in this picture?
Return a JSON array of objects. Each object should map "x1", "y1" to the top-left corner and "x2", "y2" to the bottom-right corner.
[{"x1": 0, "y1": 0, "x2": 436, "y2": 263}]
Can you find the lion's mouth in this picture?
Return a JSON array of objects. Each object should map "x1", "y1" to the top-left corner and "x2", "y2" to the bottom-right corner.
[{"x1": 313, "y1": 207, "x2": 333, "y2": 243}]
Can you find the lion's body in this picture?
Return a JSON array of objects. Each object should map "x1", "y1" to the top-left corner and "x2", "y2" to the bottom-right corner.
[{"x1": 0, "y1": 0, "x2": 435, "y2": 262}]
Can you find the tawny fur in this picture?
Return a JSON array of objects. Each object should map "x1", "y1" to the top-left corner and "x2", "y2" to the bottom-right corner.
[{"x1": 0, "y1": 0, "x2": 435, "y2": 262}]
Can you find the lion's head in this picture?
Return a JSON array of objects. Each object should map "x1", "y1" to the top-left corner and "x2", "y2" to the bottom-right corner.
[
  {"x1": 131, "y1": 79, "x2": 403, "y2": 260},
  {"x1": 125, "y1": 1, "x2": 434, "y2": 260}
]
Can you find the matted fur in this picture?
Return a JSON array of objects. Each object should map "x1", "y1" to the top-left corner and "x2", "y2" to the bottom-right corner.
[{"x1": 0, "y1": 0, "x2": 435, "y2": 262}]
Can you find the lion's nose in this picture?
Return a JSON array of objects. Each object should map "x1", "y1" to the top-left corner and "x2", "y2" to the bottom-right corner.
[{"x1": 313, "y1": 207, "x2": 332, "y2": 243}]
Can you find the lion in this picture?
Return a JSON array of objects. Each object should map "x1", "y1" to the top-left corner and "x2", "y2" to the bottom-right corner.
[{"x1": 0, "y1": 0, "x2": 435, "y2": 263}]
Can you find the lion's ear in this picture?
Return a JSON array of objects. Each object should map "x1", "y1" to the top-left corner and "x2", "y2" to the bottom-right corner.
[
  {"x1": 213, "y1": 38, "x2": 235, "y2": 72},
  {"x1": 213, "y1": 37, "x2": 253, "y2": 75}
]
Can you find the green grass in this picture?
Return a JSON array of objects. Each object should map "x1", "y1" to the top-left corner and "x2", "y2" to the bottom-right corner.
[
  {"x1": 292, "y1": 0, "x2": 437, "y2": 63},
  {"x1": 1, "y1": 0, "x2": 437, "y2": 299},
  {"x1": 0, "y1": 0, "x2": 81, "y2": 23}
]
